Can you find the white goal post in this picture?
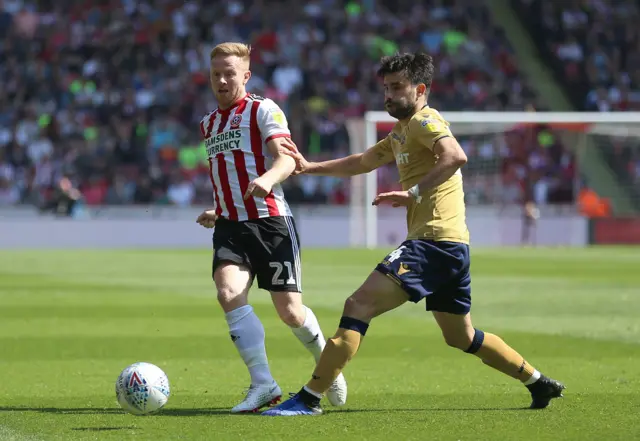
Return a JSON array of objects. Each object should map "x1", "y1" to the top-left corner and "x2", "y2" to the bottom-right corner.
[{"x1": 346, "y1": 111, "x2": 640, "y2": 249}]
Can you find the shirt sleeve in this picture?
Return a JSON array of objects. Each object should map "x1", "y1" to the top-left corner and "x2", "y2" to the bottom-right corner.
[
  {"x1": 369, "y1": 134, "x2": 393, "y2": 157},
  {"x1": 257, "y1": 99, "x2": 291, "y2": 143},
  {"x1": 410, "y1": 116, "x2": 454, "y2": 150},
  {"x1": 362, "y1": 133, "x2": 395, "y2": 169}
]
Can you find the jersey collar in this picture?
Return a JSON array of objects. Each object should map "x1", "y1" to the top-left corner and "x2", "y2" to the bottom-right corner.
[
  {"x1": 399, "y1": 104, "x2": 430, "y2": 126},
  {"x1": 218, "y1": 93, "x2": 250, "y2": 114}
]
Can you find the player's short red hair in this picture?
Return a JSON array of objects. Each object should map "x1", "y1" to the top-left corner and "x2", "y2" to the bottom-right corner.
[{"x1": 210, "y1": 42, "x2": 251, "y2": 61}]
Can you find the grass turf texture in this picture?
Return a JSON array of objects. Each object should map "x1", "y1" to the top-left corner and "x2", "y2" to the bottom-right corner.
[{"x1": 0, "y1": 247, "x2": 638, "y2": 441}]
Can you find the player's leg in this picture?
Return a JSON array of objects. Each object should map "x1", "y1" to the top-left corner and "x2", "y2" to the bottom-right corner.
[
  {"x1": 270, "y1": 291, "x2": 323, "y2": 363},
  {"x1": 270, "y1": 290, "x2": 347, "y2": 407},
  {"x1": 215, "y1": 263, "x2": 275, "y2": 384},
  {"x1": 427, "y1": 242, "x2": 564, "y2": 409},
  {"x1": 214, "y1": 263, "x2": 281, "y2": 413},
  {"x1": 433, "y1": 311, "x2": 565, "y2": 408},
  {"x1": 251, "y1": 215, "x2": 347, "y2": 406},
  {"x1": 258, "y1": 216, "x2": 326, "y2": 363},
  {"x1": 307, "y1": 270, "x2": 408, "y2": 392},
  {"x1": 212, "y1": 221, "x2": 280, "y2": 413},
  {"x1": 263, "y1": 269, "x2": 408, "y2": 416},
  {"x1": 433, "y1": 311, "x2": 540, "y2": 379}
]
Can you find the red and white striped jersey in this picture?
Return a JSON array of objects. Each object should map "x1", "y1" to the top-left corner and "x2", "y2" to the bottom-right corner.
[{"x1": 200, "y1": 93, "x2": 293, "y2": 221}]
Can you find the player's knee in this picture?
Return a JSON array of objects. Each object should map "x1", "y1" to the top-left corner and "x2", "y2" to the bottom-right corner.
[
  {"x1": 213, "y1": 263, "x2": 251, "y2": 312},
  {"x1": 274, "y1": 302, "x2": 305, "y2": 327},
  {"x1": 441, "y1": 330, "x2": 473, "y2": 351},
  {"x1": 343, "y1": 291, "x2": 376, "y2": 321},
  {"x1": 271, "y1": 292, "x2": 305, "y2": 327},
  {"x1": 216, "y1": 286, "x2": 247, "y2": 311}
]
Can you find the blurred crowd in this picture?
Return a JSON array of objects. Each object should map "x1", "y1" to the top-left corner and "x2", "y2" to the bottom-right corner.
[
  {"x1": 0, "y1": 0, "x2": 586, "y2": 211},
  {"x1": 514, "y1": 0, "x2": 640, "y2": 201}
]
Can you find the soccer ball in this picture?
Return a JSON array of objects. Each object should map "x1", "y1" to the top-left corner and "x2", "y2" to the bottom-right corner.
[{"x1": 115, "y1": 362, "x2": 170, "y2": 415}]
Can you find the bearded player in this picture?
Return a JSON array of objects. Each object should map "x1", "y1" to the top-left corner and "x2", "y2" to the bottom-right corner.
[
  {"x1": 263, "y1": 52, "x2": 565, "y2": 416},
  {"x1": 195, "y1": 42, "x2": 346, "y2": 413}
]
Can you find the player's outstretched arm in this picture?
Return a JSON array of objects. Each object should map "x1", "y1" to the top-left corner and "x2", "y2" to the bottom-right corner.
[
  {"x1": 244, "y1": 137, "x2": 296, "y2": 199},
  {"x1": 279, "y1": 138, "x2": 395, "y2": 177},
  {"x1": 373, "y1": 137, "x2": 467, "y2": 207}
]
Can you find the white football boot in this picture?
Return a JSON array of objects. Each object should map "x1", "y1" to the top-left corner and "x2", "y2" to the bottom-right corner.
[
  {"x1": 326, "y1": 372, "x2": 347, "y2": 406},
  {"x1": 231, "y1": 382, "x2": 282, "y2": 413}
]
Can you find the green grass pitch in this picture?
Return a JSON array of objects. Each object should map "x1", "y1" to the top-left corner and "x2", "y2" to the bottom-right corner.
[{"x1": 0, "y1": 246, "x2": 639, "y2": 440}]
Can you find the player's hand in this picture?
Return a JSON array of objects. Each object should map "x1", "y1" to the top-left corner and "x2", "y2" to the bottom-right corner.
[
  {"x1": 244, "y1": 176, "x2": 273, "y2": 199},
  {"x1": 196, "y1": 209, "x2": 218, "y2": 229},
  {"x1": 372, "y1": 191, "x2": 413, "y2": 208},
  {"x1": 278, "y1": 136, "x2": 299, "y2": 154},
  {"x1": 278, "y1": 138, "x2": 309, "y2": 176}
]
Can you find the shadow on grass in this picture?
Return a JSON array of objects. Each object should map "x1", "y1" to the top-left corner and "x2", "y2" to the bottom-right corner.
[
  {"x1": 329, "y1": 407, "x2": 529, "y2": 413},
  {"x1": 0, "y1": 407, "x2": 230, "y2": 416},
  {"x1": 72, "y1": 427, "x2": 137, "y2": 432},
  {"x1": 0, "y1": 406, "x2": 529, "y2": 416}
]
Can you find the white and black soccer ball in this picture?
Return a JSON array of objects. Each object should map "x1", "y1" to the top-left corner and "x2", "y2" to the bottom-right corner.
[{"x1": 115, "y1": 362, "x2": 170, "y2": 415}]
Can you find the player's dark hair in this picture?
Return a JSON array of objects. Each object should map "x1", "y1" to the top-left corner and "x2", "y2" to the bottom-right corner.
[{"x1": 377, "y1": 52, "x2": 434, "y2": 89}]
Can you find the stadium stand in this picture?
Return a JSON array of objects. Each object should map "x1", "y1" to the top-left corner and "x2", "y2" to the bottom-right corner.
[
  {"x1": 0, "y1": 0, "x2": 580, "y2": 210},
  {"x1": 512, "y1": 0, "x2": 640, "y2": 204}
]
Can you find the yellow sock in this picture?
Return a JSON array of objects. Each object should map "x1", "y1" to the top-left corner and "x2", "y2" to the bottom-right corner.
[
  {"x1": 474, "y1": 333, "x2": 537, "y2": 382},
  {"x1": 306, "y1": 328, "x2": 362, "y2": 394}
]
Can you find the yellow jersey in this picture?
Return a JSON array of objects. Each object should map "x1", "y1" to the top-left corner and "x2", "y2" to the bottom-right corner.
[{"x1": 370, "y1": 106, "x2": 469, "y2": 244}]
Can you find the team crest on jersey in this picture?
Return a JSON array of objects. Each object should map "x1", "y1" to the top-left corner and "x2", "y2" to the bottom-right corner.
[{"x1": 230, "y1": 114, "x2": 242, "y2": 128}]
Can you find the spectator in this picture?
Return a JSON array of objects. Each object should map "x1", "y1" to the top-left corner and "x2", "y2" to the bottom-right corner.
[
  {"x1": 513, "y1": 0, "x2": 640, "y2": 206},
  {"x1": 1, "y1": 0, "x2": 548, "y2": 209}
]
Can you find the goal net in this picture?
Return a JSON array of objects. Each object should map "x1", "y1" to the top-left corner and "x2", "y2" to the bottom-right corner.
[{"x1": 346, "y1": 112, "x2": 640, "y2": 248}]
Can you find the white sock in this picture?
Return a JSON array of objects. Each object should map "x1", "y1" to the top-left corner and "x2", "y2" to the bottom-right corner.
[
  {"x1": 303, "y1": 385, "x2": 323, "y2": 399},
  {"x1": 225, "y1": 305, "x2": 274, "y2": 386},
  {"x1": 523, "y1": 369, "x2": 541, "y2": 386},
  {"x1": 290, "y1": 306, "x2": 326, "y2": 362}
]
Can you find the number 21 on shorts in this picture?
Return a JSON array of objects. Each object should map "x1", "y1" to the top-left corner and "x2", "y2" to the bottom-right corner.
[{"x1": 270, "y1": 261, "x2": 296, "y2": 285}]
